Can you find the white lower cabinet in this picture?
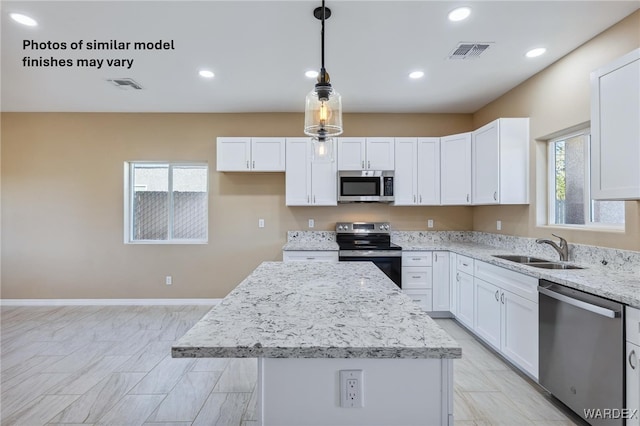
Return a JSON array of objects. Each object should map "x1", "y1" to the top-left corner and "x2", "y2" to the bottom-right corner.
[
  {"x1": 474, "y1": 278, "x2": 502, "y2": 349},
  {"x1": 282, "y1": 251, "x2": 338, "y2": 263},
  {"x1": 501, "y1": 290, "x2": 538, "y2": 378},
  {"x1": 627, "y1": 306, "x2": 640, "y2": 425},
  {"x1": 404, "y1": 289, "x2": 433, "y2": 312},
  {"x1": 455, "y1": 269, "x2": 475, "y2": 329},
  {"x1": 432, "y1": 252, "x2": 450, "y2": 312},
  {"x1": 402, "y1": 252, "x2": 433, "y2": 311},
  {"x1": 473, "y1": 260, "x2": 538, "y2": 379}
]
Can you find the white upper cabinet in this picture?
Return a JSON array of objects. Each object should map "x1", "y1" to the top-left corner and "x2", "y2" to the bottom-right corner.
[
  {"x1": 217, "y1": 137, "x2": 285, "y2": 172},
  {"x1": 472, "y1": 118, "x2": 529, "y2": 205},
  {"x1": 591, "y1": 48, "x2": 640, "y2": 200},
  {"x1": 417, "y1": 138, "x2": 441, "y2": 205},
  {"x1": 394, "y1": 138, "x2": 440, "y2": 205},
  {"x1": 440, "y1": 132, "x2": 472, "y2": 205},
  {"x1": 285, "y1": 138, "x2": 337, "y2": 206},
  {"x1": 337, "y1": 137, "x2": 395, "y2": 171},
  {"x1": 394, "y1": 138, "x2": 418, "y2": 205}
]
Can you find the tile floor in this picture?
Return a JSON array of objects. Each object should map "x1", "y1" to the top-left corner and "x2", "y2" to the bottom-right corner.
[{"x1": 0, "y1": 305, "x2": 582, "y2": 425}]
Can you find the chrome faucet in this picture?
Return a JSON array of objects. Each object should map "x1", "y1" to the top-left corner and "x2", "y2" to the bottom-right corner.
[{"x1": 536, "y1": 234, "x2": 569, "y2": 261}]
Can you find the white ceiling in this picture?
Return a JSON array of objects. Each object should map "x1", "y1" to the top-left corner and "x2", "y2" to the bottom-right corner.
[{"x1": 2, "y1": 1, "x2": 638, "y2": 113}]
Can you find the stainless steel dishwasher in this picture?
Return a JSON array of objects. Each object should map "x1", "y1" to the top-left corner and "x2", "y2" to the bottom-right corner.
[{"x1": 538, "y1": 280, "x2": 624, "y2": 426}]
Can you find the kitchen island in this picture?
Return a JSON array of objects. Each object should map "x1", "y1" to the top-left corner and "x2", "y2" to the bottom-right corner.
[{"x1": 173, "y1": 261, "x2": 461, "y2": 426}]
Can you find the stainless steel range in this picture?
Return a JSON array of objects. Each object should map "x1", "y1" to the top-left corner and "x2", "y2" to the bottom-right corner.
[{"x1": 336, "y1": 222, "x2": 402, "y2": 288}]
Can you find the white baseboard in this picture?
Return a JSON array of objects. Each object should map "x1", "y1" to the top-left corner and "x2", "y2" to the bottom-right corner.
[{"x1": 0, "y1": 298, "x2": 222, "y2": 306}]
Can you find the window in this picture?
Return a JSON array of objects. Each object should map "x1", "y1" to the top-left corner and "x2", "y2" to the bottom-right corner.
[
  {"x1": 125, "y1": 162, "x2": 208, "y2": 243},
  {"x1": 547, "y1": 129, "x2": 624, "y2": 227}
]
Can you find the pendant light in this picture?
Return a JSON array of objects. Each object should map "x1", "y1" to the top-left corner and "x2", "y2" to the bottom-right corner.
[{"x1": 304, "y1": 1, "x2": 343, "y2": 163}]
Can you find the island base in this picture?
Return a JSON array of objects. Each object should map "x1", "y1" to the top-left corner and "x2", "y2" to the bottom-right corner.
[{"x1": 257, "y1": 357, "x2": 454, "y2": 426}]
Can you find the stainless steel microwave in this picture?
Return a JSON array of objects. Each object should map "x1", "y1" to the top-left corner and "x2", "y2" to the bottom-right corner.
[{"x1": 338, "y1": 171, "x2": 394, "y2": 203}]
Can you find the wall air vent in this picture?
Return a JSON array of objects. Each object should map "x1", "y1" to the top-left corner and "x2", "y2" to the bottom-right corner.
[
  {"x1": 107, "y1": 78, "x2": 143, "y2": 90},
  {"x1": 448, "y1": 43, "x2": 492, "y2": 60}
]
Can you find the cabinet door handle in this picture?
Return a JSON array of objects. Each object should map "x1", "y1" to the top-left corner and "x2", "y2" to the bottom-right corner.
[
  {"x1": 413, "y1": 195, "x2": 416, "y2": 203},
  {"x1": 306, "y1": 257, "x2": 316, "y2": 260},
  {"x1": 412, "y1": 258, "x2": 422, "y2": 261},
  {"x1": 500, "y1": 292, "x2": 505, "y2": 304},
  {"x1": 313, "y1": 195, "x2": 316, "y2": 203},
  {"x1": 495, "y1": 290, "x2": 500, "y2": 301},
  {"x1": 412, "y1": 276, "x2": 421, "y2": 279},
  {"x1": 419, "y1": 194, "x2": 422, "y2": 203},
  {"x1": 493, "y1": 191, "x2": 498, "y2": 201},
  {"x1": 456, "y1": 273, "x2": 460, "y2": 282},
  {"x1": 434, "y1": 254, "x2": 438, "y2": 262},
  {"x1": 466, "y1": 194, "x2": 470, "y2": 203},
  {"x1": 630, "y1": 349, "x2": 637, "y2": 370},
  {"x1": 362, "y1": 161, "x2": 365, "y2": 169},
  {"x1": 368, "y1": 160, "x2": 371, "y2": 169},
  {"x1": 461, "y1": 262, "x2": 469, "y2": 267},
  {"x1": 307, "y1": 195, "x2": 310, "y2": 204},
  {"x1": 246, "y1": 160, "x2": 250, "y2": 169}
]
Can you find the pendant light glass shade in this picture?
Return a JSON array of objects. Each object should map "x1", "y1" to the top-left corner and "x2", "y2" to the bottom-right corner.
[
  {"x1": 304, "y1": 86, "x2": 343, "y2": 138},
  {"x1": 312, "y1": 137, "x2": 334, "y2": 163}
]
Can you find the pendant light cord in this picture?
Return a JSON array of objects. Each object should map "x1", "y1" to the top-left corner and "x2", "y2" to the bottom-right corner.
[{"x1": 321, "y1": 0, "x2": 326, "y2": 73}]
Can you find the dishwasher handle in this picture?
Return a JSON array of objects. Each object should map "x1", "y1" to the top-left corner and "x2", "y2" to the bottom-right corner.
[{"x1": 538, "y1": 285, "x2": 620, "y2": 318}]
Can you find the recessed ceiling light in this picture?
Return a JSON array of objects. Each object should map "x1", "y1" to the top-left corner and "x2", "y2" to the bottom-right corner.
[
  {"x1": 448, "y1": 7, "x2": 471, "y2": 22},
  {"x1": 199, "y1": 70, "x2": 214, "y2": 78},
  {"x1": 305, "y1": 70, "x2": 319, "y2": 78},
  {"x1": 525, "y1": 47, "x2": 546, "y2": 58},
  {"x1": 10, "y1": 13, "x2": 38, "y2": 26},
  {"x1": 409, "y1": 71, "x2": 425, "y2": 79}
]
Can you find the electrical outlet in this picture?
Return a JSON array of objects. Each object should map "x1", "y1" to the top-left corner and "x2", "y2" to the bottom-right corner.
[
  {"x1": 427, "y1": 219, "x2": 434, "y2": 228},
  {"x1": 308, "y1": 219, "x2": 315, "y2": 228},
  {"x1": 496, "y1": 220, "x2": 502, "y2": 231},
  {"x1": 165, "y1": 276, "x2": 172, "y2": 285},
  {"x1": 258, "y1": 219, "x2": 265, "y2": 228},
  {"x1": 340, "y1": 369, "x2": 363, "y2": 408}
]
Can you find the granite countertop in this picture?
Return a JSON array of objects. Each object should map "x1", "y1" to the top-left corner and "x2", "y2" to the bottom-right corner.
[
  {"x1": 399, "y1": 241, "x2": 640, "y2": 309},
  {"x1": 282, "y1": 238, "x2": 640, "y2": 309},
  {"x1": 172, "y1": 261, "x2": 462, "y2": 359},
  {"x1": 282, "y1": 241, "x2": 339, "y2": 251}
]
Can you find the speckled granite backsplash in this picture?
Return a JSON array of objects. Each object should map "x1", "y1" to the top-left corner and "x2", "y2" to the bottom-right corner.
[
  {"x1": 287, "y1": 231, "x2": 336, "y2": 242},
  {"x1": 287, "y1": 230, "x2": 640, "y2": 274}
]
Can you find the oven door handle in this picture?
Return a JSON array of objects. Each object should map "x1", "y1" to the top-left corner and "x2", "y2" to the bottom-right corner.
[
  {"x1": 339, "y1": 250, "x2": 402, "y2": 258},
  {"x1": 538, "y1": 285, "x2": 620, "y2": 318}
]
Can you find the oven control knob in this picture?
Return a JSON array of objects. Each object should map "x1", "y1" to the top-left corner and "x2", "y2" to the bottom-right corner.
[
  {"x1": 384, "y1": 224, "x2": 389, "y2": 230},
  {"x1": 379, "y1": 225, "x2": 384, "y2": 230}
]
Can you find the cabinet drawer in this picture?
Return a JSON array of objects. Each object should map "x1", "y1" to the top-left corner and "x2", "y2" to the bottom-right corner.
[
  {"x1": 402, "y1": 267, "x2": 433, "y2": 290},
  {"x1": 474, "y1": 260, "x2": 537, "y2": 303},
  {"x1": 282, "y1": 251, "x2": 338, "y2": 262},
  {"x1": 627, "y1": 306, "x2": 640, "y2": 346},
  {"x1": 402, "y1": 252, "x2": 432, "y2": 267},
  {"x1": 404, "y1": 289, "x2": 433, "y2": 312},
  {"x1": 456, "y1": 255, "x2": 474, "y2": 275}
]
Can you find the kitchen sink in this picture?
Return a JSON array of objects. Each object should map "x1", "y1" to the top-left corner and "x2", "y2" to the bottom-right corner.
[
  {"x1": 493, "y1": 254, "x2": 549, "y2": 263},
  {"x1": 493, "y1": 254, "x2": 584, "y2": 270},
  {"x1": 526, "y1": 262, "x2": 584, "y2": 270}
]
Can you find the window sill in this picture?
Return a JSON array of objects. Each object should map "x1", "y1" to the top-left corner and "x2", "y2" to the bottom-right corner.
[
  {"x1": 125, "y1": 240, "x2": 208, "y2": 245},
  {"x1": 539, "y1": 224, "x2": 625, "y2": 233}
]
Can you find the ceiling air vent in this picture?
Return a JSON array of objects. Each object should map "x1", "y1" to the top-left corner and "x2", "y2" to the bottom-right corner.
[
  {"x1": 448, "y1": 43, "x2": 492, "y2": 60},
  {"x1": 107, "y1": 78, "x2": 143, "y2": 90}
]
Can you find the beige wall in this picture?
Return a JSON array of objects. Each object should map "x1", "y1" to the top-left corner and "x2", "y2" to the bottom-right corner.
[
  {"x1": 472, "y1": 10, "x2": 640, "y2": 251},
  {"x1": 1, "y1": 112, "x2": 473, "y2": 299}
]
